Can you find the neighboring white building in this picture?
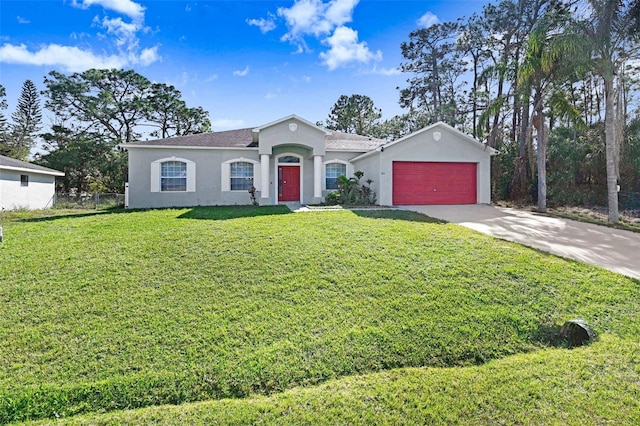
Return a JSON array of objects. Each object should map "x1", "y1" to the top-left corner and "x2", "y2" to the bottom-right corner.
[
  {"x1": 0, "y1": 155, "x2": 65, "y2": 211},
  {"x1": 122, "y1": 115, "x2": 498, "y2": 209}
]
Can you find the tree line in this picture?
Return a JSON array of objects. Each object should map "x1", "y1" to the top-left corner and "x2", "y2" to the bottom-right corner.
[
  {"x1": 0, "y1": 69, "x2": 210, "y2": 195},
  {"x1": 321, "y1": 0, "x2": 639, "y2": 223},
  {"x1": 1, "y1": 0, "x2": 637, "y2": 222}
]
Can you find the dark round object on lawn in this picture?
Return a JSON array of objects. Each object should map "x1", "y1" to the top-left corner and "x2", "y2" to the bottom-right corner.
[{"x1": 560, "y1": 319, "x2": 596, "y2": 347}]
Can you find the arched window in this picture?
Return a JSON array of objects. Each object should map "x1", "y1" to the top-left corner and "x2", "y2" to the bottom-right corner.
[
  {"x1": 150, "y1": 157, "x2": 195, "y2": 192},
  {"x1": 160, "y1": 161, "x2": 187, "y2": 191},
  {"x1": 278, "y1": 155, "x2": 300, "y2": 163},
  {"x1": 230, "y1": 161, "x2": 254, "y2": 190},
  {"x1": 325, "y1": 163, "x2": 347, "y2": 190}
]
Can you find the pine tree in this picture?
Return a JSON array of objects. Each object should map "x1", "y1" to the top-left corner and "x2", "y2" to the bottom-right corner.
[
  {"x1": 0, "y1": 85, "x2": 9, "y2": 156},
  {"x1": 10, "y1": 80, "x2": 42, "y2": 160}
]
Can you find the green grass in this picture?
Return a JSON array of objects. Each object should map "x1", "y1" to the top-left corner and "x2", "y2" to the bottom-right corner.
[
  {"x1": 27, "y1": 335, "x2": 640, "y2": 425},
  {"x1": 1, "y1": 206, "x2": 639, "y2": 424}
]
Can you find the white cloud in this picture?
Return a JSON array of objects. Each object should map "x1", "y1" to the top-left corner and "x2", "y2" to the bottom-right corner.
[
  {"x1": 325, "y1": 0, "x2": 359, "y2": 27},
  {"x1": 366, "y1": 65, "x2": 401, "y2": 76},
  {"x1": 72, "y1": 0, "x2": 145, "y2": 20},
  {"x1": 17, "y1": 16, "x2": 30, "y2": 24},
  {"x1": 277, "y1": 0, "x2": 359, "y2": 47},
  {"x1": 256, "y1": 1, "x2": 381, "y2": 70},
  {"x1": 205, "y1": 74, "x2": 219, "y2": 82},
  {"x1": 0, "y1": 43, "x2": 126, "y2": 72},
  {"x1": 233, "y1": 66, "x2": 250, "y2": 77},
  {"x1": 0, "y1": 42, "x2": 160, "y2": 72},
  {"x1": 417, "y1": 11, "x2": 439, "y2": 29},
  {"x1": 135, "y1": 46, "x2": 160, "y2": 65},
  {"x1": 319, "y1": 26, "x2": 381, "y2": 70},
  {"x1": 70, "y1": 32, "x2": 91, "y2": 40},
  {"x1": 211, "y1": 118, "x2": 245, "y2": 130},
  {"x1": 100, "y1": 16, "x2": 142, "y2": 47},
  {"x1": 247, "y1": 17, "x2": 277, "y2": 34}
]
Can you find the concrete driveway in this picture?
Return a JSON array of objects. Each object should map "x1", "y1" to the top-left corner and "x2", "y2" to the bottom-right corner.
[{"x1": 401, "y1": 204, "x2": 640, "y2": 280}]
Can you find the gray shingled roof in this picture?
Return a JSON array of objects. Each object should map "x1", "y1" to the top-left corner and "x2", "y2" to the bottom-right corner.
[
  {"x1": 326, "y1": 131, "x2": 386, "y2": 151},
  {"x1": 0, "y1": 154, "x2": 64, "y2": 175},
  {"x1": 126, "y1": 128, "x2": 257, "y2": 148},
  {"x1": 125, "y1": 128, "x2": 386, "y2": 151}
]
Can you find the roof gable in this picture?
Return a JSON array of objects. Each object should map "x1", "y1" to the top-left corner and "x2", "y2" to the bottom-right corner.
[
  {"x1": 395, "y1": 122, "x2": 498, "y2": 154},
  {"x1": 252, "y1": 114, "x2": 331, "y2": 137},
  {"x1": 351, "y1": 121, "x2": 498, "y2": 161}
]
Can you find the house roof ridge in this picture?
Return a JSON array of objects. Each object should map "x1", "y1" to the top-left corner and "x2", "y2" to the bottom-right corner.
[{"x1": 0, "y1": 154, "x2": 65, "y2": 176}]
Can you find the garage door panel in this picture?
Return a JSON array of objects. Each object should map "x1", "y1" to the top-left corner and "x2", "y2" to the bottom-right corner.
[{"x1": 393, "y1": 162, "x2": 477, "y2": 205}]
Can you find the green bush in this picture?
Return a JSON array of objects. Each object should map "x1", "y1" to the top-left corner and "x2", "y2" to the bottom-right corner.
[{"x1": 329, "y1": 171, "x2": 376, "y2": 205}]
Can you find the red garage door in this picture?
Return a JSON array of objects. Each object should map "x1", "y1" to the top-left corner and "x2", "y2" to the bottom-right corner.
[{"x1": 393, "y1": 162, "x2": 477, "y2": 205}]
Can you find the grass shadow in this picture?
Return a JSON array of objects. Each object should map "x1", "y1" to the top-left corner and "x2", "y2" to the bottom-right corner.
[
  {"x1": 2, "y1": 207, "x2": 129, "y2": 223},
  {"x1": 177, "y1": 205, "x2": 292, "y2": 221},
  {"x1": 351, "y1": 209, "x2": 447, "y2": 224}
]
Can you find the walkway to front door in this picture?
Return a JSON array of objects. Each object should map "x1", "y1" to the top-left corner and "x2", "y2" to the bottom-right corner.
[{"x1": 278, "y1": 165, "x2": 300, "y2": 202}]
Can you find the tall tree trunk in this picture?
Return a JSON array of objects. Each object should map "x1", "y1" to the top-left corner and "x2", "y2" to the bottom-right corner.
[
  {"x1": 604, "y1": 74, "x2": 619, "y2": 223},
  {"x1": 535, "y1": 93, "x2": 547, "y2": 213}
]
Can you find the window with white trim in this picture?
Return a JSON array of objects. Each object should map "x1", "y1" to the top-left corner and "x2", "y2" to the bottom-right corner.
[
  {"x1": 20, "y1": 174, "x2": 29, "y2": 187},
  {"x1": 160, "y1": 161, "x2": 187, "y2": 191},
  {"x1": 230, "y1": 161, "x2": 254, "y2": 190},
  {"x1": 325, "y1": 163, "x2": 346, "y2": 190}
]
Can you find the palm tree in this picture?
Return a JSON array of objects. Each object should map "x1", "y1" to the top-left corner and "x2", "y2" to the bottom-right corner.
[
  {"x1": 518, "y1": 7, "x2": 584, "y2": 212},
  {"x1": 577, "y1": 0, "x2": 640, "y2": 223}
]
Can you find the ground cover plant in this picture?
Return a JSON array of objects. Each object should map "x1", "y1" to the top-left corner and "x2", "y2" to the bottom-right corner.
[{"x1": 1, "y1": 206, "x2": 639, "y2": 424}]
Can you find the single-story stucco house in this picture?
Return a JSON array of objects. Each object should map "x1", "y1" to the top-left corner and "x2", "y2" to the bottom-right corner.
[
  {"x1": 0, "y1": 154, "x2": 65, "y2": 211},
  {"x1": 121, "y1": 115, "x2": 498, "y2": 209}
]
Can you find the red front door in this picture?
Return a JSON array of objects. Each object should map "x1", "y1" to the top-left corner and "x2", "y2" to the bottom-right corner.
[{"x1": 278, "y1": 166, "x2": 300, "y2": 202}]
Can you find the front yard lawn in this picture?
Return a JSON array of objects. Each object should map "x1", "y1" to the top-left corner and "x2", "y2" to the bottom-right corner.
[{"x1": 1, "y1": 206, "x2": 638, "y2": 423}]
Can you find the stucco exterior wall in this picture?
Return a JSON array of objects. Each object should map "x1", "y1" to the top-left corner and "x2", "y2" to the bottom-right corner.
[
  {"x1": 349, "y1": 152, "x2": 381, "y2": 202},
  {"x1": 258, "y1": 119, "x2": 326, "y2": 156},
  {"x1": 0, "y1": 170, "x2": 56, "y2": 210},
  {"x1": 127, "y1": 147, "x2": 261, "y2": 208},
  {"x1": 125, "y1": 120, "x2": 493, "y2": 209},
  {"x1": 127, "y1": 143, "x2": 371, "y2": 208},
  {"x1": 363, "y1": 126, "x2": 493, "y2": 206}
]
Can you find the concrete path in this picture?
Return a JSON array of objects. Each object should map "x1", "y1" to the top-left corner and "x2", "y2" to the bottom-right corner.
[{"x1": 401, "y1": 205, "x2": 640, "y2": 280}]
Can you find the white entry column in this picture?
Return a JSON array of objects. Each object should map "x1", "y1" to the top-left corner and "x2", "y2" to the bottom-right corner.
[
  {"x1": 261, "y1": 154, "x2": 270, "y2": 199},
  {"x1": 313, "y1": 155, "x2": 322, "y2": 198}
]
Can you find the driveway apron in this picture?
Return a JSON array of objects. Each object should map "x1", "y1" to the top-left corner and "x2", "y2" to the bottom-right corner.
[{"x1": 401, "y1": 205, "x2": 640, "y2": 280}]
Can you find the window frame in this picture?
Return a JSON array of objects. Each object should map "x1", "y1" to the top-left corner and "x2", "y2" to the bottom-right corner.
[
  {"x1": 325, "y1": 163, "x2": 346, "y2": 190},
  {"x1": 230, "y1": 161, "x2": 255, "y2": 191},
  {"x1": 322, "y1": 160, "x2": 352, "y2": 191},
  {"x1": 150, "y1": 157, "x2": 196, "y2": 193},
  {"x1": 20, "y1": 174, "x2": 29, "y2": 187},
  {"x1": 160, "y1": 161, "x2": 187, "y2": 192},
  {"x1": 221, "y1": 158, "x2": 260, "y2": 192}
]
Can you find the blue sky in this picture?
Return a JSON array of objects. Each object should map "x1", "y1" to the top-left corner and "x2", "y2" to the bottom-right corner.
[{"x1": 0, "y1": 0, "x2": 486, "y2": 131}]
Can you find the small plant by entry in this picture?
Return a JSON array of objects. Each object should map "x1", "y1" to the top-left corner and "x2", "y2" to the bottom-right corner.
[{"x1": 326, "y1": 171, "x2": 376, "y2": 205}]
